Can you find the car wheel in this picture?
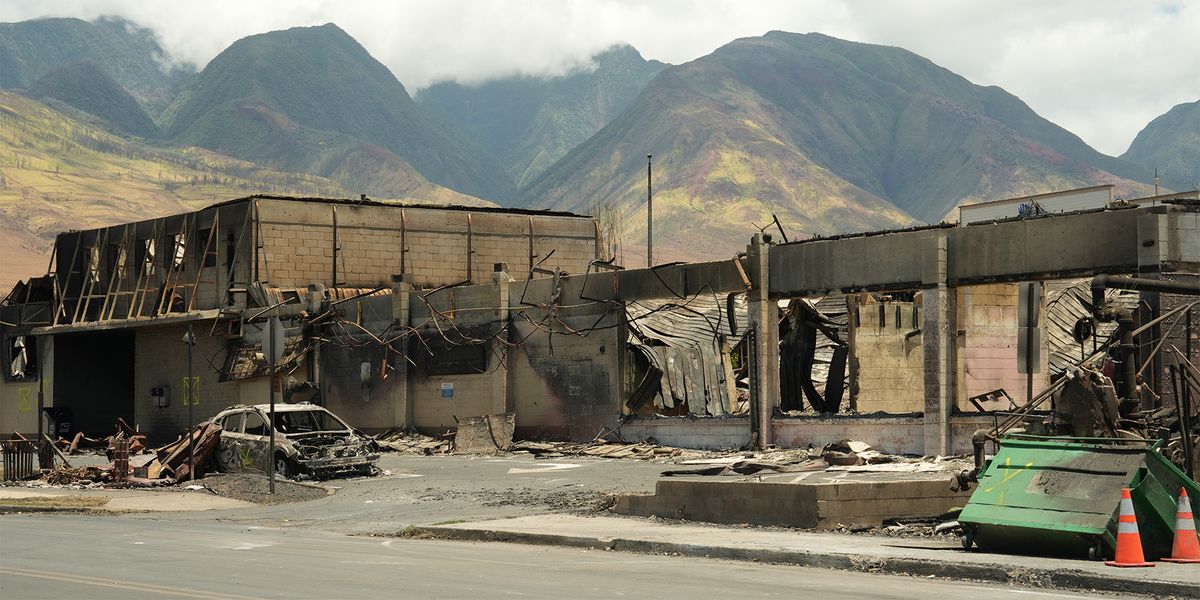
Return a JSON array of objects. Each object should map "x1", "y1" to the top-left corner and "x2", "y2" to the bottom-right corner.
[{"x1": 274, "y1": 453, "x2": 294, "y2": 479}]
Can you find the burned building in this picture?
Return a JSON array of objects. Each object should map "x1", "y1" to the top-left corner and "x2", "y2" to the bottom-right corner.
[
  {"x1": 2, "y1": 190, "x2": 1198, "y2": 459},
  {"x1": 0, "y1": 195, "x2": 602, "y2": 442}
]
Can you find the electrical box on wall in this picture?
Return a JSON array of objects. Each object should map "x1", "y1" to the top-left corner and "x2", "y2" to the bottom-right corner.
[{"x1": 151, "y1": 385, "x2": 170, "y2": 408}]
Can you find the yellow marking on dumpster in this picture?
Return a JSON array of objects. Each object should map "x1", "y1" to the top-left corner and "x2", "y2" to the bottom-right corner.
[{"x1": 983, "y1": 457, "x2": 1034, "y2": 506}]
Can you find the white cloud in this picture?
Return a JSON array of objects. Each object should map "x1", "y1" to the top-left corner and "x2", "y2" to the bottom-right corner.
[{"x1": 2, "y1": 0, "x2": 1196, "y2": 155}]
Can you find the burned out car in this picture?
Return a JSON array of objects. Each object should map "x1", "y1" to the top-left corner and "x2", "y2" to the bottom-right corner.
[{"x1": 211, "y1": 403, "x2": 378, "y2": 479}]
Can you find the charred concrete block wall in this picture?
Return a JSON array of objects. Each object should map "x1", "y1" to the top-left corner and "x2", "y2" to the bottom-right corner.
[
  {"x1": 407, "y1": 284, "x2": 502, "y2": 431},
  {"x1": 321, "y1": 343, "x2": 403, "y2": 435},
  {"x1": 133, "y1": 324, "x2": 244, "y2": 444},
  {"x1": 850, "y1": 298, "x2": 924, "y2": 413},
  {"x1": 255, "y1": 199, "x2": 598, "y2": 290},
  {"x1": 0, "y1": 334, "x2": 53, "y2": 436},
  {"x1": 954, "y1": 283, "x2": 1048, "y2": 411},
  {"x1": 509, "y1": 275, "x2": 623, "y2": 441}
]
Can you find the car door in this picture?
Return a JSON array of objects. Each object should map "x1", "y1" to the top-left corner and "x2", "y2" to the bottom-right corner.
[
  {"x1": 216, "y1": 411, "x2": 247, "y2": 473},
  {"x1": 240, "y1": 410, "x2": 271, "y2": 474}
]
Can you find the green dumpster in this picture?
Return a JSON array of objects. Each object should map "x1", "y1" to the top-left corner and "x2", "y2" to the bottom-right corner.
[{"x1": 959, "y1": 434, "x2": 1200, "y2": 560}]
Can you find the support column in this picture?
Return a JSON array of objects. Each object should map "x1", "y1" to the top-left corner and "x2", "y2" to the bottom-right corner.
[
  {"x1": 390, "y1": 275, "x2": 412, "y2": 428},
  {"x1": 921, "y1": 234, "x2": 955, "y2": 456},
  {"x1": 747, "y1": 234, "x2": 778, "y2": 449},
  {"x1": 491, "y1": 265, "x2": 513, "y2": 415}
]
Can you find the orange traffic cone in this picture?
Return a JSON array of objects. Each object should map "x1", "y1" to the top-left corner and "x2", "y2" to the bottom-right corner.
[
  {"x1": 1106, "y1": 487, "x2": 1155, "y2": 567},
  {"x1": 1163, "y1": 488, "x2": 1200, "y2": 563}
]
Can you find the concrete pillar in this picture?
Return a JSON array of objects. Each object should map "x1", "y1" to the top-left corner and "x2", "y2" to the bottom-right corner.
[
  {"x1": 390, "y1": 275, "x2": 412, "y2": 428},
  {"x1": 921, "y1": 234, "x2": 955, "y2": 456},
  {"x1": 491, "y1": 266, "x2": 513, "y2": 415},
  {"x1": 746, "y1": 234, "x2": 778, "y2": 448}
]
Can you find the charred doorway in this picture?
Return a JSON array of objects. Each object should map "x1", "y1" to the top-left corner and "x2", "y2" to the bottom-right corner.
[{"x1": 52, "y1": 331, "x2": 135, "y2": 435}]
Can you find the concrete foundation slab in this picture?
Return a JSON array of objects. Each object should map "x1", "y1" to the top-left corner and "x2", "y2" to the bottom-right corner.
[{"x1": 614, "y1": 471, "x2": 971, "y2": 528}]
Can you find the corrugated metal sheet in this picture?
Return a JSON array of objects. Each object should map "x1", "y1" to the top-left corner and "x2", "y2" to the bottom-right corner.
[
  {"x1": 1044, "y1": 279, "x2": 1139, "y2": 375},
  {"x1": 627, "y1": 296, "x2": 745, "y2": 416}
]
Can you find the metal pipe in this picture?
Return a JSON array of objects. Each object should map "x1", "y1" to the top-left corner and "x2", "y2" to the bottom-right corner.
[
  {"x1": 1091, "y1": 275, "x2": 1200, "y2": 304},
  {"x1": 1171, "y1": 365, "x2": 1195, "y2": 480},
  {"x1": 331, "y1": 206, "x2": 339, "y2": 288}
]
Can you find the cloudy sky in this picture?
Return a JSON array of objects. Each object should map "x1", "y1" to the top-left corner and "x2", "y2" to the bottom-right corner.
[{"x1": 2, "y1": 0, "x2": 1196, "y2": 156}]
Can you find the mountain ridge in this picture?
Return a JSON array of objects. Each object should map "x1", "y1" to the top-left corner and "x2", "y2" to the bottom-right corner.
[{"x1": 164, "y1": 23, "x2": 515, "y2": 202}]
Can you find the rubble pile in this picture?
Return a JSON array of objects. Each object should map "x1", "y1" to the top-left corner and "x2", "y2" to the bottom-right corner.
[
  {"x1": 34, "y1": 421, "x2": 222, "y2": 488},
  {"x1": 510, "y1": 440, "x2": 715, "y2": 461},
  {"x1": 374, "y1": 429, "x2": 453, "y2": 454},
  {"x1": 52, "y1": 418, "x2": 148, "y2": 457}
]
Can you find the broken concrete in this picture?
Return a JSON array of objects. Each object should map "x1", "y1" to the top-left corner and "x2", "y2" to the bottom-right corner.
[{"x1": 614, "y1": 471, "x2": 972, "y2": 529}]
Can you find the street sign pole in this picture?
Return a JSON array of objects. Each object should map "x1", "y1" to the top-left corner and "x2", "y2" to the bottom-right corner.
[
  {"x1": 265, "y1": 317, "x2": 284, "y2": 495},
  {"x1": 184, "y1": 325, "x2": 196, "y2": 480}
]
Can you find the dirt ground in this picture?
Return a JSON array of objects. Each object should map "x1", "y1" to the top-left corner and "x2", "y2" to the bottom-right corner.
[{"x1": 194, "y1": 473, "x2": 329, "y2": 505}]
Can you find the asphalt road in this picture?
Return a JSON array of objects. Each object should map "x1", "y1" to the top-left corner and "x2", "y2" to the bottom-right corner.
[
  {"x1": 124, "y1": 453, "x2": 672, "y2": 534},
  {"x1": 0, "y1": 515, "x2": 1117, "y2": 600}
]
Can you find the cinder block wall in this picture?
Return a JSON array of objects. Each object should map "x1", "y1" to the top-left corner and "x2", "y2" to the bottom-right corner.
[
  {"x1": 408, "y1": 284, "x2": 499, "y2": 431},
  {"x1": 133, "y1": 324, "x2": 244, "y2": 443},
  {"x1": 955, "y1": 283, "x2": 1047, "y2": 410},
  {"x1": 256, "y1": 199, "x2": 598, "y2": 289},
  {"x1": 321, "y1": 343, "x2": 401, "y2": 434},
  {"x1": 0, "y1": 335, "x2": 53, "y2": 436},
  {"x1": 509, "y1": 276, "x2": 623, "y2": 441},
  {"x1": 851, "y1": 299, "x2": 924, "y2": 413}
]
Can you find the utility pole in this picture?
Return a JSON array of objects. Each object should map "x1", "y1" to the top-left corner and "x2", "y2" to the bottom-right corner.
[{"x1": 646, "y1": 154, "x2": 653, "y2": 268}]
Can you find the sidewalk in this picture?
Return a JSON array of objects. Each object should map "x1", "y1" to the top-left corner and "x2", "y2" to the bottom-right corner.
[
  {"x1": 0, "y1": 487, "x2": 254, "y2": 512},
  {"x1": 414, "y1": 514, "x2": 1200, "y2": 596}
]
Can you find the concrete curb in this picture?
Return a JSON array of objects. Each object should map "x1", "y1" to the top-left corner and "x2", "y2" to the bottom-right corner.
[
  {"x1": 411, "y1": 525, "x2": 1200, "y2": 597},
  {"x1": 0, "y1": 505, "x2": 95, "y2": 514}
]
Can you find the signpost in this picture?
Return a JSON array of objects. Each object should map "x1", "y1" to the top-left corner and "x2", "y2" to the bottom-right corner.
[
  {"x1": 181, "y1": 325, "x2": 197, "y2": 480},
  {"x1": 263, "y1": 317, "x2": 285, "y2": 494}
]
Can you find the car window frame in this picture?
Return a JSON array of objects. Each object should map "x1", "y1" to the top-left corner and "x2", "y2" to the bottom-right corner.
[
  {"x1": 221, "y1": 411, "x2": 245, "y2": 433},
  {"x1": 243, "y1": 410, "x2": 269, "y2": 437}
]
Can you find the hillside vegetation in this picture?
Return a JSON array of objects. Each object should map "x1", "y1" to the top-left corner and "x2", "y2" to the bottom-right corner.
[
  {"x1": 27, "y1": 60, "x2": 162, "y2": 138},
  {"x1": 0, "y1": 16, "x2": 191, "y2": 116},
  {"x1": 519, "y1": 32, "x2": 1155, "y2": 263},
  {"x1": 164, "y1": 23, "x2": 512, "y2": 203},
  {"x1": 1121, "y1": 100, "x2": 1200, "y2": 190},
  {"x1": 0, "y1": 91, "x2": 348, "y2": 284},
  {"x1": 419, "y1": 45, "x2": 667, "y2": 188}
]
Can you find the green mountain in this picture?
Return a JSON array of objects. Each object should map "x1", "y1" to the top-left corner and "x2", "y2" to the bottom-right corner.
[
  {"x1": 164, "y1": 23, "x2": 513, "y2": 202},
  {"x1": 26, "y1": 61, "x2": 161, "y2": 138},
  {"x1": 173, "y1": 97, "x2": 484, "y2": 202},
  {"x1": 519, "y1": 32, "x2": 1155, "y2": 262},
  {"x1": 1121, "y1": 100, "x2": 1200, "y2": 190},
  {"x1": 0, "y1": 16, "x2": 190, "y2": 116},
  {"x1": 0, "y1": 91, "x2": 491, "y2": 288},
  {"x1": 418, "y1": 45, "x2": 667, "y2": 188}
]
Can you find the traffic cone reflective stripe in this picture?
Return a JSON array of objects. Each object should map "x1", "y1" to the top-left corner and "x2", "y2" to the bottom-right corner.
[
  {"x1": 1106, "y1": 487, "x2": 1155, "y2": 568},
  {"x1": 1163, "y1": 488, "x2": 1200, "y2": 563}
]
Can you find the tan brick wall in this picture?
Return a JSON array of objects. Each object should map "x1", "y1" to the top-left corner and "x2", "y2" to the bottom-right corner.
[
  {"x1": 852, "y1": 300, "x2": 924, "y2": 414},
  {"x1": 133, "y1": 323, "x2": 247, "y2": 442},
  {"x1": 411, "y1": 372, "x2": 493, "y2": 430},
  {"x1": 0, "y1": 336, "x2": 53, "y2": 435},
  {"x1": 256, "y1": 200, "x2": 598, "y2": 289},
  {"x1": 955, "y1": 283, "x2": 1047, "y2": 411}
]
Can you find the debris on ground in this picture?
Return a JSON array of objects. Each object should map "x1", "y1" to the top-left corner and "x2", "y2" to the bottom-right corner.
[
  {"x1": 33, "y1": 421, "x2": 222, "y2": 488},
  {"x1": 510, "y1": 440, "x2": 718, "y2": 462},
  {"x1": 52, "y1": 418, "x2": 149, "y2": 457},
  {"x1": 195, "y1": 472, "x2": 328, "y2": 505},
  {"x1": 374, "y1": 429, "x2": 453, "y2": 454},
  {"x1": 454, "y1": 413, "x2": 515, "y2": 454}
]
